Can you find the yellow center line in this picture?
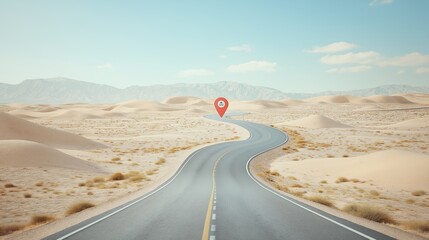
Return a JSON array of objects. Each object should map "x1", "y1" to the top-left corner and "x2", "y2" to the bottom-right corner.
[{"x1": 201, "y1": 154, "x2": 223, "y2": 240}]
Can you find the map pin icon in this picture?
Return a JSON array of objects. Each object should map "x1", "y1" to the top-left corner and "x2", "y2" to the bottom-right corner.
[{"x1": 214, "y1": 97, "x2": 229, "y2": 118}]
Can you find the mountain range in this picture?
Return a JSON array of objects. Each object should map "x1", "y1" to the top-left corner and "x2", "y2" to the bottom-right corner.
[{"x1": 0, "y1": 78, "x2": 428, "y2": 103}]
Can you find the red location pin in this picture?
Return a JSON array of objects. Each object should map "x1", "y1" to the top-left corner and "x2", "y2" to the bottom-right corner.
[{"x1": 214, "y1": 97, "x2": 229, "y2": 118}]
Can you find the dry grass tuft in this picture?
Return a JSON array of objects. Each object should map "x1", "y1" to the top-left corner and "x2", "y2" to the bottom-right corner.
[
  {"x1": 0, "y1": 224, "x2": 25, "y2": 236},
  {"x1": 291, "y1": 184, "x2": 303, "y2": 188},
  {"x1": 305, "y1": 195, "x2": 335, "y2": 207},
  {"x1": 320, "y1": 180, "x2": 327, "y2": 184},
  {"x1": 93, "y1": 177, "x2": 105, "y2": 183},
  {"x1": 31, "y1": 215, "x2": 55, "y2": 225},
  {"x1": 35, "y1": 182, "x2": 44, "y2": 187},
  {"x1": 111, "y1": 157, "x2": 121, "y2": 162},
  {"x1": 155, "y1": 158, "x2": 166, "y2": 165},
  {"x1": 24, "y1": 193, "x2": 32, "y2": 198},
  {"x1": 402, "y1": 220, "x2": 429, "y2": 233},
  {"x1": 65, "y1": 202, "x2": 95, "y2": 216},
  {"x1": 342, "y1": 204, "x2": 396, "y2": 224},
  {"x1": 109, "y1": 172, "x2": 125, "y2": 181},
  {"x1": 411, "y1": 190, "x2": 426, "y2": 196},
  {"x1": 335, "y1": 177, "x2": 349, "y2": 183},
  {"x1": 4, "y1": 183, "x2": 15, "y2": 188}
]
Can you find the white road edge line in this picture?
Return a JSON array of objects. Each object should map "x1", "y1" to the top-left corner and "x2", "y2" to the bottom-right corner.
[
  {"x1": 244, "y1": 127, "x2": 377, "y2": 240},
  {"x1": 56, "y1": 145, "x2": 212, "y2": 240}
]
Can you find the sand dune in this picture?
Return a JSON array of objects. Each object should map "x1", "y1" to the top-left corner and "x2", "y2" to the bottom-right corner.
[
  {"x1": 0, "y1": 111, "x2": 105, "y2": 150},
  {"x1": 400, "y1": 93, "x2": 429, "y2": 104},
  {"x1": 364, "y1": 95, "x2": 414, "y2": 104},
  {"x1": 272, "y1": 150, "x2": 429, "y2": 191},
  {"x1": 385, "y1": 117, "x2": 429, "y2": 128},
  {"x1": 230, "y1": 100, "x2": 288, "y2": 110},
  {"x1": 281, "y1": 114, "x2": 352, "y2": 128},
  {"x1": 163, "y1": 96, "x2": 210, "y2": 106},
  {"x1": 0, "y1": 140, "x2": 104, "y2": 172},
  {"x1": 306, "y1": 95, "x2": 416, "y2": 104},
  {"x1": 110, "y1": 100, "x2": 180, "y2": 112},
  {"x1": 306, "y1": 95, "x2": 374, "y2": 104}
]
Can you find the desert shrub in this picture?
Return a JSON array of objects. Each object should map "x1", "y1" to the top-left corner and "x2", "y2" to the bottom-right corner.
[
  {"x1": 109, "y1": 172, "x2": 125, "y2": 181},
  {"x1": 65, "y1": 202, "x2": 95, "y2": 216},
  {"x1": 31, "y1": 215, "x2": 55, "y2": 225},
  {"x1": 403, "y1": 220, "x2": 429, "y2": 232},
  {"x1": 24, "y1": 193, "x2": 32, "y2": 198},
  {"x1": 0, "y1": 224, "x2": 25, "y2": 236},
  {"x1": 335, "y1": 177, "x2": 349, "y2": 183},
  {"x1": 305, "y1": 195, "x2": 335, "y2": 207},
  {"x1": 155, "y1": 158, "x2": 166, "y2": 165},
  {"x1": 4, "y1": 183, "x2": 15, "y2": 188},
  {"x1": 342, "y1": 204, "x2": 396, "y2": 224},
  {"x1": 411, "y1": 190, "x2": 426, "y2": 196}
]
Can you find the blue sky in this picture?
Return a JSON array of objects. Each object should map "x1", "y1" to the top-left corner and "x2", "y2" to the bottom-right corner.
[{"x1": 0, "y1": 0, "x2": 428, "y2": 92}]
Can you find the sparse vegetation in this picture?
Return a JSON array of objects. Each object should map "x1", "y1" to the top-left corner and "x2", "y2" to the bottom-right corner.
[
  {"x1": 4, "y1": 183, "x2": 15, "y2": 188},
  {"x1": 35, "y1": 182, "x2": 44, "y2": 187},
  {"x1": 342, "y1": 204, "x2": 396, "y2": 224},
  {"x1": 109, "y1": 172, "x2": 125, "y2": 181},
  {"x1": 411, "y1": 190, "x2": 426, "y2": 196},
  {"x1": 305, "y1": 195, "x2": 335, "y2": 207},
  {"x1": 31, "y1": 215, "x2": 55, "y2": 225},
  {"x1": 65, "y1": 202, "x2": 95, "y2": 216},
  {"x1": 403, "y1": 220, "x2": 429, "y2": 233},
  {"x1": 24, "y1": 193, "x2": 32, "y2": 198},
  {"x1": 155, "y1": 158, "x2": 166, "y2": 165},
  {"x1": 0, "y1": 224, "x2": 25, "y2": 236},
  {"x1": 335, "y1": 177, "x2": 349, "y2": 183},
  {"x1": 111, "y1": 157, "x2": 121, "y2": 162},
  {"x1": 320, "y1": 180, "x2": 327, "y2": 184}
]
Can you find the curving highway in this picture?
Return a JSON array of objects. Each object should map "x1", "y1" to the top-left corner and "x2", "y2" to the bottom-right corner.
[{"x1": 45, "y1": 115, "x2": 394, "y2": 240}]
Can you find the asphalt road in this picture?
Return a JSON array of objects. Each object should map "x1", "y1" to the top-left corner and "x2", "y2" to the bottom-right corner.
[{"x1": 45, "y1": 115, "x2": 394, "y2": 240}]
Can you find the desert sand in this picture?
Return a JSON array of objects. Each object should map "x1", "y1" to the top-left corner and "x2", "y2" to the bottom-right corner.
[
  {"x1": 1, "y1": 94, "x2": 428, "y2": 239},
  {"x1": 0, "y1": 97, "x2": 248, "y2": 238}
]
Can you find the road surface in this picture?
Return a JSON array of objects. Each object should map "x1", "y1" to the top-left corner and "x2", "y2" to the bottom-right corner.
[{"x1": 45, "y1": 115, "x2": 394, "y2": 240}]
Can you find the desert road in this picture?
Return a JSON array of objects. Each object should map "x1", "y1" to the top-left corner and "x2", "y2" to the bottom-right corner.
[{"x1": 45, "y1": 115, "x2": 394, "y2": 240}]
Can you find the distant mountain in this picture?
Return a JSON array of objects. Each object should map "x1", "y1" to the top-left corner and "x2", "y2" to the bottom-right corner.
[{"x1": 0, "y1": 78, "x2": 428, "y2": 103}]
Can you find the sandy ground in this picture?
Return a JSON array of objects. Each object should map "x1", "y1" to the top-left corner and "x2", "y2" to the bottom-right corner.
[
  {"x1": 1, "y1": 94, "x2": 429, "y2": 239},
  {"x1": 0, "y1": 98, "x2": 249, "y2": 238},
  {"x1": 237, "y1": 94, "x2": 429, "y2": 239}
]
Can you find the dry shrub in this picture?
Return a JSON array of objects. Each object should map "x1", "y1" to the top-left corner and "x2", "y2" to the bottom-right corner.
[
  {"x1": 146, "y1": 169, "x2": 156, "y2": 175},
  {"x1": 109, "y1": 172, "x2": 125, "y2": 181},
  {"x1": 111, "y1": 157, "x2": 121, "y2": 162},
  {"x1": 305, "y1": 195, "x2": 335, "y2": 207},
  {"x1": 403, "y1": 220, "x2": 429, "y2": 232},
  {"x1": 24, "y1": 193, "x2": 32, "y2": 198},
  {"x1": 291, "y1": 184, "x2": 303, "y2": 188},
  {"x1": 350, "y1": 178, "x2": 360, "y2": 183},
  {"x1": 342, "y1": 204, "x2": 396, "y2": 224},
  {"x1": 335, "y1": 177, "x2": 349, "y2": 183},
  {"x1": 65, "y1": 202, "x2": 95, "y2": 216},
  {"x1": 369, "y1": 190, "x2": 380, "y2": 196},
  {"x1": 288, "y1": 176, "x2": 297, "y2": 180},
  {"x1": 4, "y1": 183, "x2": 15, "y2": 188},
  {"x1": 31, "y1": 215, "x2": 55, "y2": 225},
  {"x1": 35, "y1": 182, "x2": 44, "y2": 187},
  {"x1": 155, "y1": 158, "x2": 166, "y2": 165},
  {"x1": 411, "y1": 190, "x2": 426, "y2": 196},
  {"x1": 320, "y1": 180, "x2": 327, "y2": 184},
  {"x1": 405, "y1": 199, "x2": 415, "y2": 204},
  {"x1": 93, "y1": 177, "x2": 105, "y2": 183},
  {"x1": 0, "y1": 224, "x2": 25, "y2": 236},
  {"x1": 78, "y1": 182, "x2": 85, "y2": 187}
]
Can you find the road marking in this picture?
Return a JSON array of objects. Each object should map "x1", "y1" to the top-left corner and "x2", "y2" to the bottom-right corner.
[
  {"x1": 244, "y1": 129, "x2": 377, "y2": 240},
  {"x1": 209, "y1": 236, "x2": 216, "y2": 240},
  {"x1": 211, "y1": 225, "x2": 216, "y2": 231},
  {"x1": 55, "y1": 145, "x2": 217, "y2": 240},
  {"x1": 202, "y1": 156, "x2": 222, "y2": 240},
  {"x1": 213, "y1": 206, "x2": 216, "y2": 210}
]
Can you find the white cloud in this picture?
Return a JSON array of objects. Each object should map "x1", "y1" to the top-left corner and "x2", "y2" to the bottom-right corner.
[
  {"x1": 178, "y1": 69, "x2": 214, "y2": 78},
  {"x1": 226, "y1": 61, "x2": 277, "y2": 73},
  {"x1": 370, "y1": 0, "x2": 393, "y2": 6},
  {"x1": 228, "y1": 44, "x2": 252, "y2": 52},
  {"x1": 308, "y1": 42, "x2": 357, "y2": 53},
  {"x1": 96, "y1": 63, "x2": 113, "y2": 69},
  {"x1": 416, "y1": 67, "x2": 429, "y2": 74},
  {"x1": 379, "y1": 52, "x2": 429, "y2": 67},
  {"x1": 327, "y1": 65, "x2": 372, "y2": 74},
  {"x1": 320, "y1": 51, "x2": 381, "y2": 65}
]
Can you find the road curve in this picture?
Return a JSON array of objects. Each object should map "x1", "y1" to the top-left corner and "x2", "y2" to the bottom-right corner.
[{"x1": 45, "y1": 115, "x2": 394, "y2": 240}]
